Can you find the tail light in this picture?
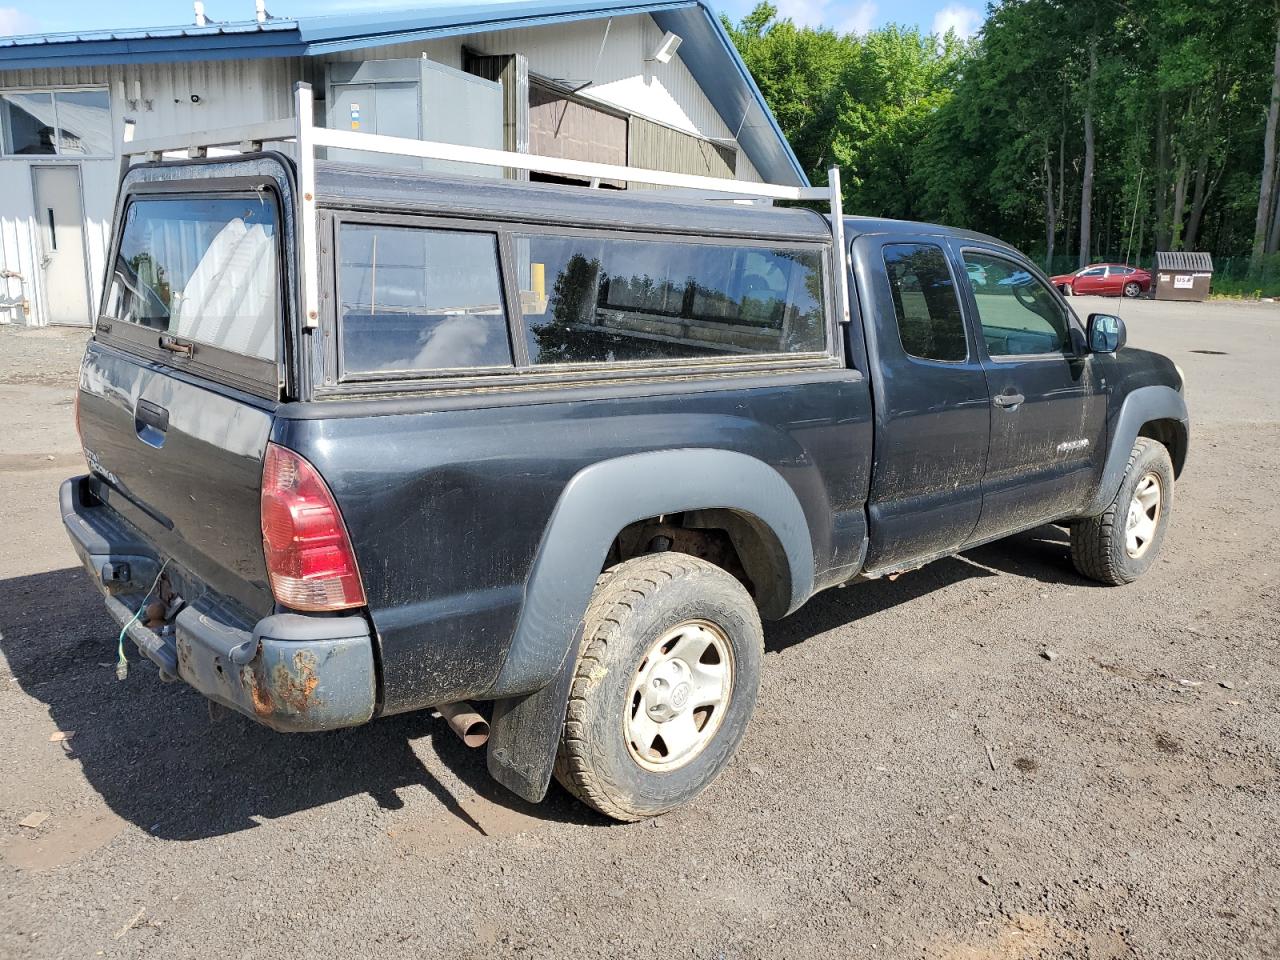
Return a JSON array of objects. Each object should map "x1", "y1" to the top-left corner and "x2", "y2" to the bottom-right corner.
[{"x1": 261, "y1": 443, "x2": 366, "y2": 612}]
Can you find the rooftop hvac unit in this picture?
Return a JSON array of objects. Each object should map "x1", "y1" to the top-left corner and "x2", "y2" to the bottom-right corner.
[{"x1": 324, "y1": 58, "x2": 503, "y2": 178}]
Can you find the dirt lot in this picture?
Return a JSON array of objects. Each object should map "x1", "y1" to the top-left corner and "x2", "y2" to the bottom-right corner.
[{"x1": 1, "y1": 297, "x2": 1277, "y2": 959}]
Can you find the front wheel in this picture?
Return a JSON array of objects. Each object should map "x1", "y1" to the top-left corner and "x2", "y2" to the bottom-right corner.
[
  {"x1": 1062, "y1": 283, "x2": 1074, "y2": 297},
  {"x1": 554, "y1": 553, "x2": 763, "y2": 821},
  {"x1": 1123, "y1": 281, "x2": 1142, "y2": 298},
  {"x1": 1070, "y1": 437, "x2": 1174, "y2": 585}
]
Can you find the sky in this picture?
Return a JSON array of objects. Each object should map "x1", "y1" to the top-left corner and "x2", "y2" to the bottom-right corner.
[{"x1": 0, "y1": 0, "x2": 987, "y2": 39}]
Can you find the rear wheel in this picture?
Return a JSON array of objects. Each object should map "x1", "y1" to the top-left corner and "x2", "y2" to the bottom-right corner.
[
  {"x1": 1070, "y1": 437, "x2": 1174, "y2": 585},
  {"x1": 554, "y1": 553, "x2": 763, "y2": 822},
  {"x1": 1123, "y1": 281, "x2": 1141, "y2": 298}
]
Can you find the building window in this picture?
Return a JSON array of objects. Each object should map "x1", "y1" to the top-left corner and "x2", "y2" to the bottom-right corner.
[{"x1": 0, "y1": 89, "x2": 112, "y2": 157}]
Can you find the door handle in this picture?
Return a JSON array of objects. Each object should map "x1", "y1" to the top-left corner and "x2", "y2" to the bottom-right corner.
[
  {"x1": 159, "y1": 334, "x2": 193, "y2": 358},
  {"x1": 134, "y1": 398, "x2": 169, "y2": 448},
  {"x1": 993, "y1": 392, "x2": 1025, "y2": 409},
  {"x1": 135, "y1": 398, "x2": 169, "y2": 433}
]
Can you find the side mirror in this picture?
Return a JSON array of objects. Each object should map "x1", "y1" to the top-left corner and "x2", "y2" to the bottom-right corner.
[{"x1": 1087, "y1": 313, "x2": 1126, "y2": 353}]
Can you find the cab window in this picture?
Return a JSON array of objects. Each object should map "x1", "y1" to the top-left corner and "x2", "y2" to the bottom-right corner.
[
  {"x1": 962, "y1": 252, "x2": 1072, "y2": 357},
  {"x1": 882, "y1": 242, "x2": 967, "y2": 362}
]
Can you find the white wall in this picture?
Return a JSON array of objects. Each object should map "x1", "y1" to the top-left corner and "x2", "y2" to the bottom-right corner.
[
  {"x1": 0, "y1": 58, "x2": 302, "y2": 325},
  {"x1": 322, "y1": 15, "x2": 760, "y2": 180},
  {"x1": 0, "y1": 13, "x2": 761, "y2": 325}
]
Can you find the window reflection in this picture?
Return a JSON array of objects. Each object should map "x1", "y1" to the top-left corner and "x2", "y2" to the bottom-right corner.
[
  {"x1": 1, "y1": 93, "x2": 56, "y2": 155},
  {"x1": 338, "y1": 224, "x2": 512, "y2": 374},
  {"x1": 515, "y1": 233, "x2": 827, "y2": 364},
  {"x1": 883, "y1": 243, "x2": 967, "y2": 362},
  {"x1": 54, "y1": 91, "x2": 112, "y2": 156},
  {"x1": 107, "y1": 197, "x2": 279, "y2": 361},
  {"x1": 0, "y1": 90, "x2": 112, "y2": 157}
]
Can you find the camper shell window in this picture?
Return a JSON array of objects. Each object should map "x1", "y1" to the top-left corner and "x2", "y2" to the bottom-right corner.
[
  {"x1": 513, "y1": 232, "x2": 828, "y2": 365},
  {"x1": 105, "y1": 195, "x2": 280, "y2": 362}
]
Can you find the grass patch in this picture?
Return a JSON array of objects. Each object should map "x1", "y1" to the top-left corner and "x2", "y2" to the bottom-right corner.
[{"x1": 1210, "y1": 277, "x2": 1280, "y2": 300}]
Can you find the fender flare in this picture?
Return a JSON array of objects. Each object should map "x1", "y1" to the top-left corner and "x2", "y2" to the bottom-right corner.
[
  {"x1": 489, "y1": 448, "x2": 815, "y2": 700},
  {"x1": 483, "y1": 449, "x2": 816, "y2": 804},
  {"x1": 1079, "y1": 384, "x2": 1189, "y2": 518}
]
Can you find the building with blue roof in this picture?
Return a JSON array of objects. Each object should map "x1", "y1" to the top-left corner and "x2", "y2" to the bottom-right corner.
[{"x1": 0, "y1": 0, "x2": 804, "y2": 326}]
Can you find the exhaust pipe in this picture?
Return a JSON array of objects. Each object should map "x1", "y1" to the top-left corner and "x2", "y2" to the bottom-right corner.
[{"x1": 437, "y1": 701, "x2": 490, "y2": 748}]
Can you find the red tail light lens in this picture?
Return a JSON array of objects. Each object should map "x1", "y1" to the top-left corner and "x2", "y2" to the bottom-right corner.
[{"x1": 261, "y1": 443, "x2": 366, "y2": 612}]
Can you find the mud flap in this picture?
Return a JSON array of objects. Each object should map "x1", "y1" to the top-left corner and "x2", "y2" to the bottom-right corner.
[{"x1": 485, "y1": 650, "x2": 577, "y2": 803}]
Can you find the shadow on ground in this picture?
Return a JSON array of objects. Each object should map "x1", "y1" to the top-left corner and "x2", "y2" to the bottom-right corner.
[
  {"x1": 765, "y1": 522, "x2": 1087, "y2": 653},
  {"x1": 0, "y1": 566, "x2": 600, "y2": 841},
  {"x1": 0, "y1": 523, "x2": 1086, "y2": 840}
]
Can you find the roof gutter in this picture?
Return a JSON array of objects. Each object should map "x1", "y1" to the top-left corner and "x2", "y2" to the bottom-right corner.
[
  {"x1": 690, "y1": 0, "x2": 808, "y2": 187},
  {"x1": 0, "y1": 32, "x2": 305, "y2": 69}
]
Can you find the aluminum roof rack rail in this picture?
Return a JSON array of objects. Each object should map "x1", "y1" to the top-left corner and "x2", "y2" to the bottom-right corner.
[{"x1": 121, "y1": 82, "x2": 849, "y2": 332}]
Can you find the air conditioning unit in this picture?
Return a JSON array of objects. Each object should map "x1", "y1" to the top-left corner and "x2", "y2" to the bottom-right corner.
[{"x1": 324, "y1": 58, "x2": 503, "y2": 178}]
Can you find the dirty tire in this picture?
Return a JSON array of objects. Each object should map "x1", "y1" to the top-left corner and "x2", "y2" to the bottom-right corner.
[
  {"x1": 553, "y1": 553, "x2": 763, "y2": 822},
  {"x1": 1071, "y1": 437, "x2": 1175, "y2": 585}
]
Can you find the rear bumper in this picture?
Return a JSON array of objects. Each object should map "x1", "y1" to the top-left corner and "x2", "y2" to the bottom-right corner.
[{"x1": 60, "y1": 475, "x2": 377, "y2": 732}]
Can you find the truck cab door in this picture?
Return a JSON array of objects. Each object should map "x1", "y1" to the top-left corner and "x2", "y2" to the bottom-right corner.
[
  {"x1": 953, "y1": 246, "x2": 1108, "y2": 542},
  {"x1": 852, "y1": 235, "x2": 990, "y2": 574}
]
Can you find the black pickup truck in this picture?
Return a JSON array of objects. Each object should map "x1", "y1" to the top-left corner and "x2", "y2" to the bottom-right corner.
[{"x1": 63, "y1": 151, "x2": 1188, "y2": 822}]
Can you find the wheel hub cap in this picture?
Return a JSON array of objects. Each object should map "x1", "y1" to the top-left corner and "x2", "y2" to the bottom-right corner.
[
  {"x1": 625, "y1": 619, "x2": 733, "y2": 772},
  {"x1": 1125, "y1": 472, "x2": 1162, "y2": 559}
]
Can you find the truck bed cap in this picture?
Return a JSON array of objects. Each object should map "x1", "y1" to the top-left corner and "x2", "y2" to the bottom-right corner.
[{"x1": 313, "y1": 160, "x2": 833, "y2": 244}]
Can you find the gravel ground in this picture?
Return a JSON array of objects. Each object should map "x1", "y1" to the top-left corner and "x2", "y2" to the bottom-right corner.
[{"x1": 0, "y1": 297, "x2": 1277, "y2": 959}]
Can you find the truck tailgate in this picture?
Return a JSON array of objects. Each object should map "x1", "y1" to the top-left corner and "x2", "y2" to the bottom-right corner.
[{"x1": 78, "y1": 340, "x2": 275, "y2": 617}]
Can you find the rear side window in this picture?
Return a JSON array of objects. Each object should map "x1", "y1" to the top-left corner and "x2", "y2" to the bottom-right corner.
[
  {"x1": 512, "y1": 233, "x2": 827, "y2": 364},
  {"x1": 882, "y1": 243, "x2": 967, "y2": 362},
  {"x1": 338, "y1": 224, "x2": 511, "y2": 375},
  {"x1": 105, "y1": 196, "x2": 279, "y2": 361}
]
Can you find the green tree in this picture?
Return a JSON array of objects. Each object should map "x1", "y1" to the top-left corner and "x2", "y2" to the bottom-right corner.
[
  {"x1": 724, "y1": 0, "x2": 1280, "y2": 271},
  {"x1": 724, "y1": 4, "x2": 965, "y2": 218}
]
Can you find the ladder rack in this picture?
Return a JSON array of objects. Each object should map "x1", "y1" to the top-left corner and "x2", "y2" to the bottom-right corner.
[{"x1": 121, "y1": 82, "x2": 849, "y2": 332}]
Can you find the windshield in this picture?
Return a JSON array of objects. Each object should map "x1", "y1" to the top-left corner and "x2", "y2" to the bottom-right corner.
[{"x1": 104, "y1": 195, "x2": 279, "y2": 361}]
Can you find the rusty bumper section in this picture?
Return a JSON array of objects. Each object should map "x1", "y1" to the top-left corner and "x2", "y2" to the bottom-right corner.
[
  {"x1": 61, "y1": 476, "x2": 377, "y2": 733},
  {"x1": 175, "y1": 609, "x2": 375, "y2": 733}
]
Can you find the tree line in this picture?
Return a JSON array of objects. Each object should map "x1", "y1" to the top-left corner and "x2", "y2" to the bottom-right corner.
[{"x1": 725, "y1": 0, "x2": 1280, "y2": 280}]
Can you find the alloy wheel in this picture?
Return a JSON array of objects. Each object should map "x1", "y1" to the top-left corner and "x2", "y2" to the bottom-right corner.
[
  {"x1": 624, "y1": 619, "x2": 733, "y2": 772},
  {"x1": 1125, "y1": 472, "x2": 1162, "y2": 558}
]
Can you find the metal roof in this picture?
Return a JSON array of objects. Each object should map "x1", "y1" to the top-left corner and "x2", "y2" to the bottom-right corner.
[
  {"x1": 0, "y1": 0, "x2": 807, "y2": 186},
  {"x1": 1156, "y1": 251, "x2": 1214, "y2": 272}
]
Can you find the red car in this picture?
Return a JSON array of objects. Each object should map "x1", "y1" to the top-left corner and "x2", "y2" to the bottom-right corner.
[{"x1": 1050, "y1": 263, "x2": 1150, "y2": 298}]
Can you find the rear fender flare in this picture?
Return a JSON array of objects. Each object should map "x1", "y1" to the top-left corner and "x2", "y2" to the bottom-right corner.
[
  {"x1": 1080, "y1": 384, "x2": 1189, "y2": 518},
  {"x1": 483, "y1": 448, "x2": 813, "y2": 803},
  {"x1": 488, "y1": 448, "x2": 814, "y2": 700}
]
